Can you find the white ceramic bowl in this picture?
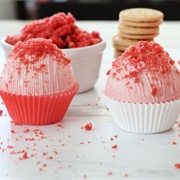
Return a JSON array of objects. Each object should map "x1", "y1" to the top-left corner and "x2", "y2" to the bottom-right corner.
[{"x1": 1, "y1": 36, "x2": 106, "y2": 93}]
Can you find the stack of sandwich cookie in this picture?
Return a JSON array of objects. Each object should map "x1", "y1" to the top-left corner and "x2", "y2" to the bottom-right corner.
[{"x1": 113, "y1": 8, "x2": 164, "y2": 57}]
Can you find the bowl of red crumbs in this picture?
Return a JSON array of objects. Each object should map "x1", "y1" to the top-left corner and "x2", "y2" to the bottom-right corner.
[{"x1": 1, "y1": 12, "x2": 106, "y2": 93}]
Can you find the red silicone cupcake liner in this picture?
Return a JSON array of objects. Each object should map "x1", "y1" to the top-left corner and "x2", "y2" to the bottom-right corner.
[{"x1": 0, "y1": 83, "x2": 79, "y2": 125}]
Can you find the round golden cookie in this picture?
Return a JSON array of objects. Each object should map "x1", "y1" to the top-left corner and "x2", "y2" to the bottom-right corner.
[
  {"x1": 113, "y1": 43, "x2": 127, "y2": 51},
  {"x1": 119, "y1": 32, "x2": 159, "y2": 40},
  {"x1": 118, "y1": 24, "x2": 159, "y2": 35},
  {"x1": 113, "y1": 35, "x2": 140, "y2": 46},
  {"x1": 120, "y1": 19, "x2": 163, "y2": 28},
  {"x1": 114, "y1": 49, "x2": 124, "y2": 58},
  {"x1": 112, "y1": 35, "x2": 140, "y2": 51},
  {"x1": 119, "y1": 8, "x2": 164, "y2": 22}
]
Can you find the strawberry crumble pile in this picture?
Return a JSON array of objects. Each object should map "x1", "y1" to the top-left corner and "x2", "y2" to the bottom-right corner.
[{"x1": 5, "y1": 12, "x2": 101, "y2": 48}]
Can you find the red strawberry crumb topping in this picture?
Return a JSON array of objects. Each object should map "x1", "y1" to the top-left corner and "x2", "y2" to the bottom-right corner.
[
  {"x1": 57, "y1": 123, "x2": 63, "y2": 128},
  {"x1": 23, "y1": 152, "x2": 28, "y2": 159},
  {"x1": 83, "y1": 175, "x2": 87, "y2": 179},
  {"x1": 11, "y1": 130, "x2": 15, "y2": 134},
  {"x1": 6, "y1": 12, "x2": 101, "y2": 48},
  {"x1": 47, "y1": 156, "x2": 53, "y2": 159},
  {"x1": 18, "y1": 152, "x2": 28, "y2": 160},
  {"x1": 84, "y1": 123, "x2": 93, "y2": 131},
  {"x1": 9, "y1": 38, "x2": 70, "y2": 65},
  {"x1": 112, "y1": 145, "x2": 117, "y2": 149},
  {"x1": 39, "y1": 168, "x2": 43, "y2": 171},
  {"x1": 23, "y1": 128, "x2": 30, "y2": 133},
  {"x1": 111, "y1": 41, "x2": 175, "y2": 80},
  {"x1": 107, "y1": 172, "x2": 113, "y2": 175},
  {"x1": 175, "y1": 163, "x2": 180, "y2": 169},
  {"x1": 151, "y1": 87, "x2": 158, "y2": 97},
  {"x1": 106, "y1": 41, "x2": 180, "y2": 102},
  {"x1": 43, "y1": 152, "x2": 48, "y2": 156},
  {"x1": 0, "y1": 110, "x2": 3, "y2": 116}
]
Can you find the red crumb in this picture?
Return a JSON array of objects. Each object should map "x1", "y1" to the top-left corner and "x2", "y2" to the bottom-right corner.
[
  {"x1": 43, "y1": 152, "x2": 48, "y2": 156},
  {"x1": 39, "y1": 168, "x2": 43, "y2": 171},
  {"x1": 47, "y1": 156, "x2": 53, "y2": 159},
  {"x1": 54, "y1": 150, "x2": 58, "y2": 155},
  {"x1": 23, "y1": 152, "x2": 28, "y2": 159},
  {"x1": 83, "y1": 175, "x2": 87, "y2": 179},
  {"x1": 151, "y1": 87, "x2": 157, "y2": 96},
  {"x1": 6, "y1": 12, "x2": 101, "y2": 48},
  {"x1": 9, "y1": 38, "x2": 70, "y2": 65},
  {"x1": 19, "y1": 152, "x2": 28, "y2": 160},
  {"x1": 112, "y1": 145, "x2": 117, "y2": 149},
  {"x1": 57, "y1": 123, "x2": 63, "y2": 128},
  {"x1": 23, "y1": 128, "x2": 30, "y2": 133},
  {"x1": 107, "y1": 172, "x2": 113, "y2": 175},
  {"x1": 0, "y1": 110, "x2": 3, "y2": 116},
  {"x1": 25, "y1": 138, "x2": 35, "y2": 141},
  {"x1": 106, "y1": 69, "x2": 111, "y2": 75},
  {"x1": 10, "y1": 130, "x2": 15, "y2": 134},
  {"x1": 175, "y1": 163, "x2": 180, "y2": 169},
  {"x1": 172, "y1": 141, "x2": 177, "y2": 145},
  {"x1": 117, "y1": 41, "x2": 174, "y2": 75},
  {"x1": 84, "y1": 123, "x2": 93, "y2": 131}
]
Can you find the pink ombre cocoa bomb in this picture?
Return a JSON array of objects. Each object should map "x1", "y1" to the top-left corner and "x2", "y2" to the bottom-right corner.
[
  {"x1": 1, "y1": 38, "x2": 75, "y2": 95},
  {"x1": 0, "y1": 38, "x2": 79, "y2": 125},
  {"x1": 104, "y1": 41, "x2": 180, "y2": 103}
]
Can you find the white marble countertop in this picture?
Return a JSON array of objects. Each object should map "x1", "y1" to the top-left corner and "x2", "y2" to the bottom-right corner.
[{"x1": 0, "y1": 20, "x2": 180, "y2": 180}]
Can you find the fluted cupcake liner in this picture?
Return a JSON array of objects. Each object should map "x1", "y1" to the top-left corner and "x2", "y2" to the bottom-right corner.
[
  {"x1": 0, "y1": 83, "x2": 79, "y2": 125},
  {"x1": 103, "y1": 94, "x2": 180, "y2": 133}
]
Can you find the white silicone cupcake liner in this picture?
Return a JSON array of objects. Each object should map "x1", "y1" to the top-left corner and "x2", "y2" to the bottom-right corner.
[{"x1": 103, "y1": 94, "x2": 180, "y2": 133}]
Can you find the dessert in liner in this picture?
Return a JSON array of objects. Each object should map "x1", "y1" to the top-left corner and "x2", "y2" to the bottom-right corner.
[
  {"x1": 103, "y1": 41, "x2": 180, "y2": 133},
  {"x1": 0, "y1": 38, "x2": 79, "y2": 125}
]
